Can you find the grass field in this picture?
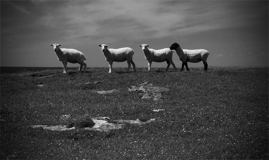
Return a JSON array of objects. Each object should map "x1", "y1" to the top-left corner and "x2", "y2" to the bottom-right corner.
[{"x1": 0, "y1": 67, "x2": 268, "y2": 159}]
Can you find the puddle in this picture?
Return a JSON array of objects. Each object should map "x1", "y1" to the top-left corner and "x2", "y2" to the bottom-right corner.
[{"x1": 31, "y1": 117, "x2": 155, "y2": 132}]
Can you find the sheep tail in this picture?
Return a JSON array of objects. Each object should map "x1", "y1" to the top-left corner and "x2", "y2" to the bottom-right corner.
[
  {"x1": 203, "y1": 51, "x2": 210, "y2": 60},
  {"x1": 82, "y1": 55, "x2": 86, "y2": 60}
]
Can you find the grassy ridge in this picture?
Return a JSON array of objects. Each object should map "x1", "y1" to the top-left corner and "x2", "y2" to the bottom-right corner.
[{"x1": 0, "y1": 67, "x2": 268, "y2": 159}]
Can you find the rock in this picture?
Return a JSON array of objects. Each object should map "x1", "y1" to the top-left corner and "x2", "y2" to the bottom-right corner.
[
  {"x1": 153, "y1": 109, "x2": 164, "y2": 112},
  {"x1": 60, "y1": 114, "x2": 71, "y2": 121},
  {"x1": 67, "y1": 118, "x2": 95, "y2": 129}
]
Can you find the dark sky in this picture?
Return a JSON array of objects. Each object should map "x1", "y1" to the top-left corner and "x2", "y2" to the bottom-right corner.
[{"x1": 1, "y1": 0, "x2": 268, "y2": 67}]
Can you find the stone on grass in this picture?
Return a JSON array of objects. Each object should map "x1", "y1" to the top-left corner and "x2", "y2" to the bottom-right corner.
[
  {"x1": 153, "y1": 109, "x2": 164, "y2": 112},
  {"x1": 60, "y1": 114, "x2": 71, "y2": 121},
  {"x1": 67, "y1": 117, "x2": 95, "y2": 128}
]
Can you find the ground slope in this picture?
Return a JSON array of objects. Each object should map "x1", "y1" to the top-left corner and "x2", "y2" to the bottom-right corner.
[{"x1": 0, "y1": 67, "x2": 268, "y2": 159}]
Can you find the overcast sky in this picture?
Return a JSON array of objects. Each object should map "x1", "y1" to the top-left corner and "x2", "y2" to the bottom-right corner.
[{"x1": 1, "y1": 0, "x2": 268, "y2": 68}]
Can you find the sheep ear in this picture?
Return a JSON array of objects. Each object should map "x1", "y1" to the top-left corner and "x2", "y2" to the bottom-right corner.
[{"x1": 98, "y1": 44, "x2": 101, "y2": 47}]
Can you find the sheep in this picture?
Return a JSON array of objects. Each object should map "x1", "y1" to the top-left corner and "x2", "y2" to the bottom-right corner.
[
  {"x1": 170, "y1": 42, "x2": 210, "y2": 71},
  {"x1": 51, "y1": 43, "x2": 87, "y2": 74},
  {"x1": 98, "y1": 44, "x2": 136, "y2": 73},
  {"x1": 139, "y1": 44, "x2": 177, "y2": 71}
]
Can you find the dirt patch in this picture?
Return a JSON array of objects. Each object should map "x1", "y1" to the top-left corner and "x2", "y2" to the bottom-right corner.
[
  {"x1": 93, "y1": 89, "x2": 119, "y2": 95},
  {"x1": 79, "y1": 81, "x2": 102, "y2": 90},
  {"x1": 29, "y1": 73, "x2": 54, "y2": 78},
  {"x1": 110, "y1": 118, "x2": 156, "y2": 125},
  {"x1": 32, "y1": 117, "x2": 155, "y2": 132},
  {"x1": 128, "y1": 82, "x2": 169, "y2": 101}
]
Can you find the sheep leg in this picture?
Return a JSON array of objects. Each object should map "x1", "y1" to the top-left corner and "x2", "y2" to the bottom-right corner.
[
  {"x1": 170, "y1": 61, "x2": 177, "y2": 71},
  {"x1": 108, "y1": 61, "x2": 113, "y2": 73},
  {"x1": 78, "y1": 61, "x2": 87, "y2": 73},
  {"x1": 84, "y1": 63, "x2": 87, "y2": 73},
  {"x1": 147, "y1": 61, "x2": 152, "y2": 71},
  {"x1": 203, "y1": 61, "x2": 208, "y2": 71},
  {"x1": 62, "y1": 61, "x2": 67, "y2": 74},
  {"x1": 166, "y1": 60, "x2": 170, "y2": 71},
  {"x1": 127, "y1": 62, "x2": 131, "y2": 72},
  {"x1": 181, "y1": 62, "x2": 184, "y2": 71},
  {"x1": 79, "y1": 65, "x2": 83, "y2": 72},
  {"x1": 132, "y1": 61, "x2": 136, "y2": 72},
  {"x1": 185, "y1": 62, "x2": 190, "y2": 71},
  {"x1": 81, "y1": 63, "x2": 87, "y2": 73}
]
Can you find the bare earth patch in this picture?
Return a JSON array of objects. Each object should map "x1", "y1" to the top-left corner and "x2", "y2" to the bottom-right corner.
[
  {"x1": 128, "y1": 82, "x2": 169, "y2": 101},
  {"x1": 32, "y1": 117, "x2": 156, "y2": 132}
]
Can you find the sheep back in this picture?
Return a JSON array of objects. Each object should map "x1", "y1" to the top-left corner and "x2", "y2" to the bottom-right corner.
[
  {"x1": 183, "y1": 49, "x2": 209, "y2": 57},
  {"x1": 142, "y1": 48, "x2": 172, "y2": 62},
  {"x1": 149, "y1": 48, "x2": 172, "y2": 55},
  {"x1": 61, "y1": 48, "x2": 86, "y2": 63},
  {"x1": 109, "y1": 47, "x2": 134, "y2": 56}
]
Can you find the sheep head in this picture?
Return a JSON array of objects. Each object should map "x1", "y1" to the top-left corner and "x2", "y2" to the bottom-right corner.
[
  {"x1": 98, "y1": 44, "x2": 108, "y2": 50},
  {"x1": 169, "y1": 43, "x2": 179, "y2": 50},
  {"x1": 139, "y1": 44, "x2": 149, "y2": 50},
  {"x1": 51, "y1": 43, "x2": 61, "y2": 50}
]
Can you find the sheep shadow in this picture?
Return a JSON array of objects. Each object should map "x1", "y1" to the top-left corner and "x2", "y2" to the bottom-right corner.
[
  {"x1": 154, "y1": 69, "x2": 178, "y2": 73},
  {"x1": 67, "y1": 71, "x2": 79, "y2": 75},
  {"x1": 115, "y1": 71, "x2": 134, "y2": 74},
  {"x1": 155, "y1": 69, "x2": 165, "y2": 73},
  {"x1": 67, "y1": 71, "x2": 92, "y2": 75}
]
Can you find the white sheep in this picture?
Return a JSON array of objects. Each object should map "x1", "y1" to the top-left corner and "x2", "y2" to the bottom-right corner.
[
  {"x1": 98, "y1": 44, "x2": 136, "y2": 73},
  {"x1": 139, "y1": 44, "x2": 177, "y2": 71},
  {"x1": 170, "y1": 42, "x2": 210, "y2": 71},
  {"x1": 51, "y1": 43, "x2": 87, "y2": 73}
]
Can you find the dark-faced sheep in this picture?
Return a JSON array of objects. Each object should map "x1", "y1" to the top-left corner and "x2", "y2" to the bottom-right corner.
[{"x1": 170, "y1": 42, "x2": 210, "y2": 71}]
